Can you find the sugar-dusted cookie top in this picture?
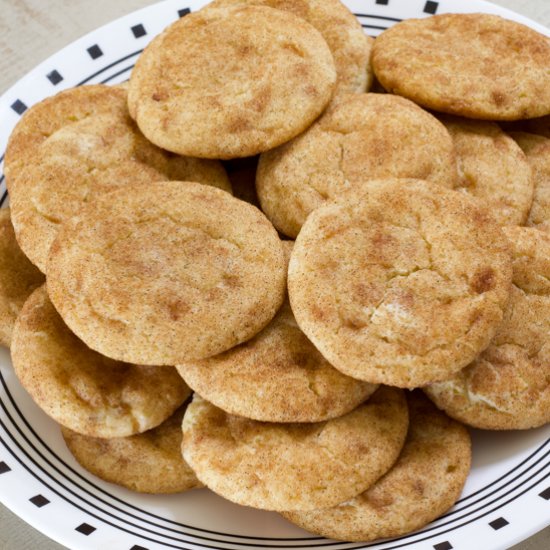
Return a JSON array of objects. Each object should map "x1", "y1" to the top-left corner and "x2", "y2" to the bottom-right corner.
[
  {"x1": 257, "y1": 93, "x2": 457, "y2": 238},
  {"x1": 372, "y1": 14, "x2": 550, "y2": 120},
  {"x1": 425, "y1": 227, "x2": 550, "y2": 430},
  {"x1": 128, "y1": 5, "x2": 336, "y2": 159},
  {"x1": 182, "y1": 387, "x2": 408, "y2": 511},
  {"x1": 288, "y1": 179, "x2": 512, "y2": 388},
  {"x1": 283, "y1": 392, "x2": 471, "y2": 541},
  {"x1": 4, "y1": 85, "x2": 230, "y2": 273},
  {"x1": 11, "y1": 286, "x2": 190, "y2": 438},
  {"x1": 47, "y1": 181, "x2": 286, "y2": 365}
]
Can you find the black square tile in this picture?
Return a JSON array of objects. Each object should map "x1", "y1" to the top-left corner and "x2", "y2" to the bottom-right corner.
[
  {"x1": 46, "y1": 70, "x2": 63, "y2": 85},
  {"x1": 87, "y1": 44, "x2": 103, "y2": 60},
  {"x1": 489, "y1": 517, "x2": 509, "y2": 530},
  {"x1": 0, "y1": 461, "x2": 11, "y2": 474},
  {"x1": 29, "y1": 494, "x2": 50, "y2": 508},
  {"x1": 178, "y1": 8, "x2": 191, "y2": 17},
  {"x1": 539, "y1": 486, "x2": 550, "y2": 500},
  {"x1": 130, "y1": 546, "x2": 149, "y2": 550},
  {"x1": 75, "y1": 523, "x2": 96, "y2": 536},
  {"x1": 433, "y1": 543, "x2": 452, "y2": 550},
  {"x1": 131, "y1": 24, "x2": 147, "y2": 38},
  {"x1": 424, "y1": 1, "x2": 439, "y2": 14},
  {"x1": 10, "y1": 100, "x2": 27, "y2": 115},
  {"x1": 375, "y1": 0, "x2": 389, "y2": 4}
]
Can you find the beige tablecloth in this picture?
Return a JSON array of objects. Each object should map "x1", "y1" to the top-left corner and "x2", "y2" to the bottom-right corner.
[{"x1": 0, "y1": 0, "x2": 549, "y2": 548}]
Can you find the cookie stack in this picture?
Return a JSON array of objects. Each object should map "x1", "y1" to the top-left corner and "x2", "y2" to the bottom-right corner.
[{"x1": 1, "y1": 0, "x2": 549, "y2": 543}]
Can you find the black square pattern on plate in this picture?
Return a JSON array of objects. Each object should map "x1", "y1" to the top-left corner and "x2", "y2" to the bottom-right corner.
[
  {"x1": 131, "y1": 24, "x2": 147, "y2": 38},
  {"x1": 47, "y1": 70, "x2": 63, "y2": 85},
  {"x1": 424, "y1": 1, "x2": 439, "y2": 14},
  {"x1": 75, "y1": 523, "x2": 96, "y2": 536},
  {"x1": 178, "y1": 8, "x2": 191, "y2": 17},
  {"x1": 0, "y1": 461, "x2": 11, "y2": 474},
  {"x1": 376, "y1": 0, "x2": 389, "y2": 4},
  {"x1": 130, "y1": 546, "x2": 149, "y2": 550},
  {"x1": 539, "y1": 487, "x2": 550, "y2": 500},
  {"x1": 433, "y1": 543, "x2": 453, "y2": 550},
  {"x1": 29, "y1": 494, "x2": 50, "y2": 508},
  {"x1": 489, "y1": 517, "x2": 509, "y2": 530},
  {"x1": 87, "y1": 44, "x2": 103, "y2": 60},
  {"x1": 10, "y1": 100, "x2": 27, "y2": 115}
]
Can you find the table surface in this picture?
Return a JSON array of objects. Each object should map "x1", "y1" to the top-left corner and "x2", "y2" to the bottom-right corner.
[{"x1": 1, "y1": 0, "x2": 550, "y2": 548}]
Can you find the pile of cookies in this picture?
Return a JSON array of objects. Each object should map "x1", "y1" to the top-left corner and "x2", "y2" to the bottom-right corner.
[{"x1": 1, "y1": 0, "x2": 549, "y2": 543}]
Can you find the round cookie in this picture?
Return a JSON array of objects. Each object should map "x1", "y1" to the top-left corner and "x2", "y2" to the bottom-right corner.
[
  {"x1": 62, "y1": 406, "x2": 202, "y2": 494},
  {"x1": 509, "y1": 132, "x2": 550, "y2": 232},
  {"x1": 47, "y1": 181, "x2": 286, "y2": 365},
  {"x1": 288, "y1": 179, "x2": 512, "y2": 388},
  {"x1": 283, "y1": 392, "x2": 471, "y2": 541},
  {"x1": 127, "y1": 5, "x2": 336, "y2": 159},
  {"x1": 4, "y1": 84, "x2": 231, "y2": 273},
  {"x1": 177, "y1": 298, "x2": 378, "y2": 422},
  {"x1": 207, "y1": 0, "x2": 373, "y2": 94},
  {"x1": 257, "y1": 93, "x2": 457, "y2": 238},
  {"x1": 0, "y1": 208, "x2": 44, "y2": 347},
  {"x1": 372, "y1": 14, "x2": 550, "y2": 120},
  {"x1": 425, "y1": 227, "x2": 550, "y2": 430},
  {"x1": 182, "y1": 387, "x2": 408, "y2": 511},
  {"x1": 11, "y1": 286, "x2": 190, "y2": 438},
  {"x1": 441, "y1": 117, "x2": 534, "y2": 226}
]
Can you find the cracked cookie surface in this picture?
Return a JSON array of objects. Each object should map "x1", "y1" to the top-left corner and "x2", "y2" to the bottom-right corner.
[
  {"x1": 128, "y1": 5, "x2": 336, "y2": 159},
  {"x1": 4, "y1": 84, "x2": 231, "y2": 273},
  {"x1": 257, "y1": 93, "x2": 456, "y2": 238},
  {"x1": 442, "y1": 117, "x2": 533, "y2": 226},
  {"x1": 11, "y1": 285, "x2": 189, "y2": 438},
  {"x1": 62, "y1": 405, "x2": 202, "y2": 493},
  {"x1": 372, "y1": 14, "x2": 550, "y2": 120},
  {"x1": 182, "y1": 387, "x2": 408, "y2": 511},
  {"x1": 47, "y1": 181, "x2": 286, "y2": 365},
  {"x1": 0, "y1": 208, "x2": 44, "y2": 347},
  {"x1": 288, "y1": 179, "x2": 512, "y2": 388},
  {"x1": 425, "y1": 227, "x2": 550, "y2": 430},
  {"x1": 283, "y1": 392, "x2": 471, "y2": 541},
  {"x1": 207, "y1": 0, "x2": 373, "y2": 95}
]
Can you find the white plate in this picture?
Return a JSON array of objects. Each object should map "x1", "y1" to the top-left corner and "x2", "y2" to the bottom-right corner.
[{"x1": 0, "y1": 1, "x2": 549, "y2": 549}]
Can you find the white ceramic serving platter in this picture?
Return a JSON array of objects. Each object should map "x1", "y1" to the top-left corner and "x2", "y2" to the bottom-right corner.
[{"x1": 0, "y1": 1, "x2": 549, "y2": 549}]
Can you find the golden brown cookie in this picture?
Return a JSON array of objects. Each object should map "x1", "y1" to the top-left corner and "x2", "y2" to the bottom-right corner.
[
  {"x1": 257, "y1": 93, "x2": 457, "y2": 238},
  {"x1": 288, "y1": 179, "x2": 512, "y2": 388},
  {"x1": 11, "y1": 286, "x2": 189, "y2": 438},
  {"x1": 509, "y1": 132, "x2": 550, "y2": 232},
  {"x1": 5, "y1": 84, "x2": 230, "y2": 272},
  {"x1": 372, "y1": 14, "x2": 550, "y2": 120},
  {"x1": 0, "y1": 208, "x2": 44, "y2": 347},
  {"x1": 176, "y1": 298, "x2": 378, "y2": 422},
  {"x1": 283, "y1": 392, "x2": 471, "y2": 541},
  {"x1": 182, "y1": 387, "x2": 408, "y2": 511},
  {"x1": 441, "y1": 117, "x2": 534, "y2": 226},
  {"x1": 128, "y1": 5, "x2": 336, "y2": 159},
  {"x1": 207, "y1": 0, "x2": 373, "y2": 94},
  {"x1": 62, "y1": 406, "x2": 202, "y2": 494},
  {"x1": 425, "y1": 227, "x2": 550, "y2": 430},
  {"x1": 47, "y1": 181, "x2": 286, "y2": 365}
]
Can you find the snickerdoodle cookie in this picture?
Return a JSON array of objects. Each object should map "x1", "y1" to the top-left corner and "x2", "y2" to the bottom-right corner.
[
  {"x1": 62, "y1": 405, "x2": 202, "y2": 493},
  {"x1": 257, "y1": 93, "x2": 457, "y2": 238},
  {"x1": 372, "y1": 14, "x2": 550, "y2": 120},
  {"x1": 442, "y1": 117, "x2": 533, "y2": 225},
  {"x1": 509, "y1": 132, "x2": 550, "y2": 232},
  {"x1": 4, "y1": 84, "x2": 230, "y2": 272},
  {"x1": 182, "y1": 387, "x2": 408, "y2": 511},
  {"x1": 11, "y1": 286, "x2": 189, "y2": 438},
  {"x1": 207, "y1": 0, "x2": 373, "y2": 94},
  {"x1": 128, "y1": 5, "x2": 336, "y2": 159},
  {"x1": 425, "y1": 227, "x2": 550, "y2": 430},
  {"x1": 288, "y1": 179, "x2": 512, "y2": 388},
  {"x1": 177, "y1": 297, "x2": 377, "y2": 423},
  {"x1": 283, "y1": 392, "x2": 471, "y2": 541},
  {"x1": 47, "y1": 181, "x2": 286, "y2": 365},
  {"x1": 0, "y1": 208, "x2": 44, "y2": 347}
]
